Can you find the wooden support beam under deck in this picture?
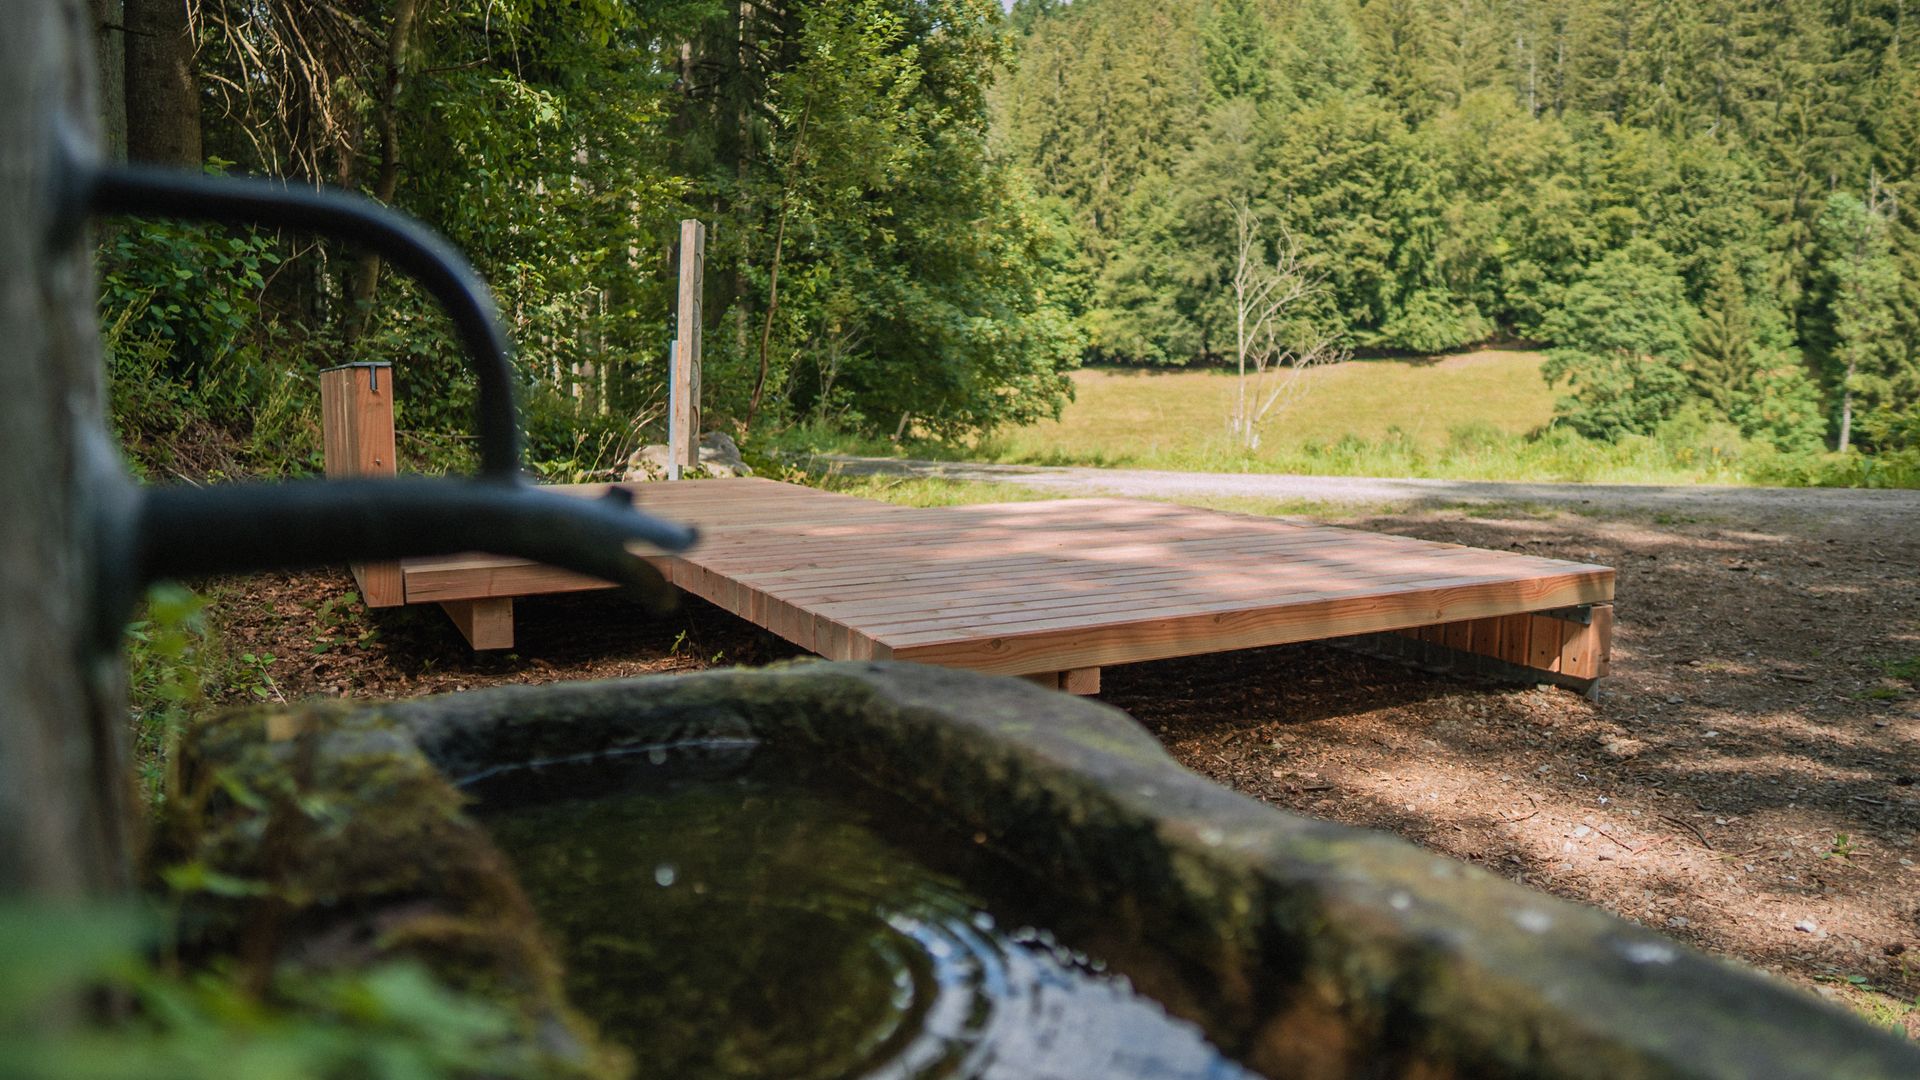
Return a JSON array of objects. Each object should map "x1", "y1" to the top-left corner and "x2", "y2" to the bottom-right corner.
[
  {"x1": 1020, "y1": 667, "x2": 1102, "y2": 695},
  {"x1": 1345, "y1": 602, "x2": 1613, "y2": 694},
  {"x1": 440, "y1": 598, "x2": 515, "y2": 650}
]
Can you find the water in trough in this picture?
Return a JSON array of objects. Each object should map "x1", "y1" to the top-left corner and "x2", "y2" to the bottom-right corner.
[{"x1": 475, "y1": 742, "x2": 1261, "y2": 1080}]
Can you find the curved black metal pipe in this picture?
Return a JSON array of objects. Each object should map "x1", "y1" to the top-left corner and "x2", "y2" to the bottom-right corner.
[
  {"x1": 80, "y1": 165, "x2": 522, "y2": 478},
  {"x1": 58, "y1": 149, "x2": 706, "y2": 637},
  {"x1": 135, "y1": 479, "x2": 697, "y2": 597}
]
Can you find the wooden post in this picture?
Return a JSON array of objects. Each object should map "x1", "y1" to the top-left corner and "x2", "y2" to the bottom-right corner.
[
  {"x1": 1, "y1": 0, "x2": 135, "y2": 897},
  {"x1": 318, "y1": 363, "x2": 404, "y2": 607},
  {"x1": 668, "y1": 218, "x2": 705, "y2": 477}
]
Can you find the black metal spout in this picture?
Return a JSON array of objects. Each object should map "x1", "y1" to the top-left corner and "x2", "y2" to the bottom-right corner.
[
  {"x1": 73, "y1": 163, "x2": 523, "y2": 478},
  {"x1": 136, "y1": 478, "x2": 694, "y2": 601},
  {"x1": 62, "y1": 150, "x2": 701, "y2": 639}
]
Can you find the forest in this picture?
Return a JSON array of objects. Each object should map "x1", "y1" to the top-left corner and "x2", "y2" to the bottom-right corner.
[
  {"x1": 11, "y1": 1, "x2": 1917, "y2": 1067},
  {"x1": 96, "y1": 0, "x2": 1918, "y2": 480}
]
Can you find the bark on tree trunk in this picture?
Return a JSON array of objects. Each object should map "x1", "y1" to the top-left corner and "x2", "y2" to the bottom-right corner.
[
  {"x1": 1, "y1": 0, "x2": 134, "y2": 897},
  {"x1": 92, "y1": 0, "x2": 126, "y2": 159},
  {"x1": 123, "y1": 0, "x2": 200, "y2": 165},
  {"x1": 1838, "y1": 365, "x2": 1855, "y2": 454},
  {"x1": 348, "y1": 0, "x2": 422, "y2": 336}
]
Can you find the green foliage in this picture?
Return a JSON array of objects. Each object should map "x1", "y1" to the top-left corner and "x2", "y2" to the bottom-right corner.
[
  {"x1": 113, "y1": 0, "x2": 1075, "y2": 478},
  {"x1": 98, "y1": 218, "x2": 318, "y2": 477},
  {"x1": 1201, "y1": 0, "x2": 1286, "y2": 106},
  {"x1": 0, "y1": 903, "x2": 550, "y2": 1080},
  {"x1": 1811, "y1": 190, "x2": 1912, "y2": 450},
  {"x1": 97, "y1": 218, "x2": 278, "y2": 372},
  {"x1": 1541, "y1": 241, "x2": 1697, "y2": 438},
  {"x1": 1731, "y1": 359, "x2": 1828, "y2": 452},
  {"x1": 104, "y1": 0, "x2": 1920, "y2": 481},
  {"x1": 710, "y1": 0, "x2": 1081, "y2": 439},
  {"x1": 991, "y1": 0, "x2": 1920, "y2": 478},
  {"x1": 123, "y1": 585, "x2": 215, "y2": 805}
]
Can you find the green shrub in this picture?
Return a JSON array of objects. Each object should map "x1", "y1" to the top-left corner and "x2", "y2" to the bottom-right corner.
[
  {"x1": 1733, "y1": 358, "x2": 1828, "y2": 452},
  {"x1": 123, "y1": 585, "x2": 215, "y2": 806},
  {"x1": 0, "y1": 903, "x2": 553, "y2": 1080},
  {"x1": 97, "y1": 220, "x2": 278, "y2": 376}
]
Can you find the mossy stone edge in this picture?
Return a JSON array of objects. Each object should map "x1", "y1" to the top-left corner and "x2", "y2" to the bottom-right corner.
[{"x1": 215, "y1": 661, "x2": 1919, "y2": 1079}]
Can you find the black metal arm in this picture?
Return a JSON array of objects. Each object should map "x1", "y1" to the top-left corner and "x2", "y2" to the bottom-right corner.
[
  {"x1": 136, "y1": 479, "x2": 693, "y2": 601},
  {"x1": 78, "y1": 164, "x2": 522, "y2": 478},
  {"x1": 57, "y1": 150, "x2": 701, "y2": 639}
]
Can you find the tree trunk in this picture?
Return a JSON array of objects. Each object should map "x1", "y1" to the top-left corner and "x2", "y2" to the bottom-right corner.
[
  {"x1": 1, "y1": 0, "x2": 133, "y2": 897},
  {"x1": 92, "y1": 0, "x2": 126, "y2": 159},
  {"x1": 747, "y1": 93, "x2": 812, "y2": 430},
  {"x1": 348, "y1": 0, "x2": 422, "y2": 336},
  {"x1": 123, "y1": 0, "x2": 200, "y2": 165},
  {"x1": 1838, "y1": 363, "x2": 1855, "y2": 453}
]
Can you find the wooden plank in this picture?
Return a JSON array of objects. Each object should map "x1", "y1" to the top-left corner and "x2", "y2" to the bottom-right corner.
[
  {"x1": 687, "y1": 508, "x2": 1232, "y2": 563},
  {"x1": 405, "y1": 560, "x2": 615, "y2": 603},
  {"x1": 1529, "y1": 613, "x2": 1571, "y2": 673},
  {"x1": 1558, "y1": 603, "x2": 1613, "y2": 679},
  {"x1": 440, "y1": 598, "x2": 514, "y2": 650},
  {"x1": 1379, "y1": 605, "x2": 1611, "y2": 686},
  {"x1": 872, "y1": 564, "x2": 1610, "y2": 646},
  {"x1": 853, "y1": 562, "x2": 1582, "y2": 639},
  {"x1": 753, "y1": 519, "x2": 1539, "y2": 579},
  {"x1": 1016, "y1": 669, "x2": 1100, "y2": 694},
  {"x1": 1468, "y1": 616, "x2": 1500, "y2": 658},
  {"x1": 1497, "y1": 613, "x2": 1533, "y2": 665},
  {"x1": 772, "y1": 538, "x2": 1503, "y2": 609},
  {"x1": 840, "y1": 545, "x2": 1543, "y2": 614},
  {"x1": 319, "y1": 364, "x2": 403, "y2": 607},
  {"x1": 1588, "y1": 603, "x2": 1614, "y2": 678},
  {"x1": 888, "y1": 574, "x2": 1613, "y2": 676},
  {"x1": 734, "y1": 528, "x2": 1580, "y2": 599}
]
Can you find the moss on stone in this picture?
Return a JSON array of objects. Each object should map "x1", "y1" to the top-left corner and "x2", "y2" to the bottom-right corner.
[{"x1": 158, "y1": 701, "x2": 628, "y2": 1079}]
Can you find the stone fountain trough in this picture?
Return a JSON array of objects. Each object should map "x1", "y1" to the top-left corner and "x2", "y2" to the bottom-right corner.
[{"x1": 167, "y1": 663, "x2": 1920, "y2": 1079}]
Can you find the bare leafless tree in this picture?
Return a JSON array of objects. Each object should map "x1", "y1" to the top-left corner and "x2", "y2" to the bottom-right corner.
[{"x1": 1226, "y1": 199, "x2": 1346, "y2": 450}]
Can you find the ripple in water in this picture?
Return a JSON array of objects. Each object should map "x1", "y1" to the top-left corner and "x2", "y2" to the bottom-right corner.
[{"x1": 478, "y1": 747, "x2": 1260, "y2": 1080}]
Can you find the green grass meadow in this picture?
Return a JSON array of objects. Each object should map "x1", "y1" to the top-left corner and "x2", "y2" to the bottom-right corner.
[
  {"x1": 993, "y1": 350, "x2": 1556, "y2": 464},
  {"x1": 784, "y1": 350, "x2": 1914, "y2": 488}
]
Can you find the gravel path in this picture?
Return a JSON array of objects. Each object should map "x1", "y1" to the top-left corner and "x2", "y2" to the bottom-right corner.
[{"x1": 822, "y1": 455, "x2": 1920, "y2": 529}]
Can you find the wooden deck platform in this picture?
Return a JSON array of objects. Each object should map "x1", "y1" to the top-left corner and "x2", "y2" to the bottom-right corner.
[
  {"x1": 320, "y1": 366, "x2": 1614, "y2": 693},
  {"x1": 385, "y1": 477, "x2": 1614, "y2": 693}
]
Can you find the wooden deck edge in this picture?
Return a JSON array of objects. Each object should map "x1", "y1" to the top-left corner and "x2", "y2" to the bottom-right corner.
[
  {"x1": 352, "y1": 561, "x2": 406, "y2": 608},
  {"x1": 886, "y1": 576, "x2": 1614, "y2": 677}
]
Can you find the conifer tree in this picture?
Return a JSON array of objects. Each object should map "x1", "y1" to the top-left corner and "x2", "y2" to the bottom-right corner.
[
  {"x1": 1204, "y1": 0, "x2": 1290, "y2": 106},
  {"x1": 1688, "y1": 261, "x2": 1762, "y2": 415},
  {"x1": 1430, "y1": 0, "x2": 1506, "y2": 107},
  {"x1": 1356, "y1": 0, "x2": 1442, "y2": 113},
  {"x1": 1813, "y1": 187, "x2": 1905, "y2": 451},
  {"x1": 1290, "y1": 0, "x2": 1373, "y2": 101}
]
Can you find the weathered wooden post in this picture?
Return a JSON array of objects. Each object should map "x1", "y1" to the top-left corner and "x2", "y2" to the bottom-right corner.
[
  {"x1": 319, "y1": 362, "x2": 405, "y2": 607},
  {"x1": 667, "y1": 218, "x2": 705, "y2": 480},
  {"x1": 0, "y1": 0, "x2": 134, "y2": 896}
]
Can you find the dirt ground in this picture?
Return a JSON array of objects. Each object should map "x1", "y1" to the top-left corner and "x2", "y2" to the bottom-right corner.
[{"x1": 205, "y1": 498, "x2": 1920, "y2": 1036}]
